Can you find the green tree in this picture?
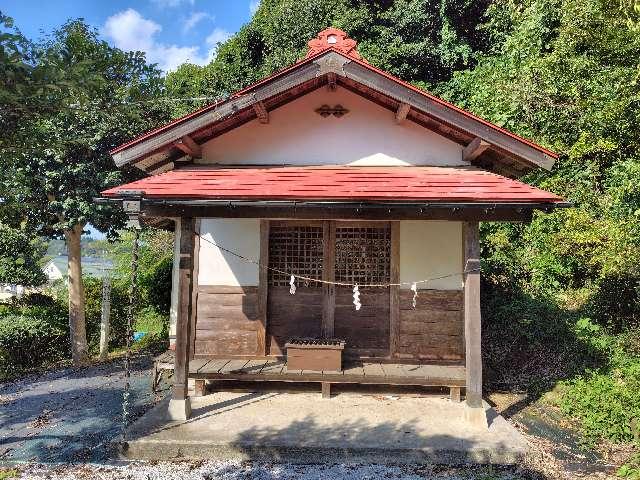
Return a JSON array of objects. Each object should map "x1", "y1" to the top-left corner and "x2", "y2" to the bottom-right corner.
[
  {"x1": 1, "y1": 19, "x2": 169, "y2": 364},
  {"x1": 0, "y1": 224, "x2": 47, "y2": 286}
]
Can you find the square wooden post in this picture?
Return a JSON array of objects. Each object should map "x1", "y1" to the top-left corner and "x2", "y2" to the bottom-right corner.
[
  {"x1": 168, "y1": 217, "x2": 195, "y2": 421},
  {"x1": 463, "y1": 222, "x2": 488, "y2": 428}
]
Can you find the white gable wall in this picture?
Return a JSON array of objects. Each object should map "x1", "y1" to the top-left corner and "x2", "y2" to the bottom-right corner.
[{"x1": 200, "y1": 87, "x2": 466, "y2": 167}]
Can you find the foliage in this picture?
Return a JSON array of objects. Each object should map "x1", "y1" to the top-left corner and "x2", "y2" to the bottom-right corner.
[
  {"x1": 0, "y1": 19, "x2": 170, "y2": 237},
  {"x1": 0, "y1": 223, "x2": 47, "y2": 286},
  {"x1": 0, "y1": 297, "x2": 68, "y2": 377},
  {"x1": 618, "y1": 452, "x2": 640, "y2": 479},
  {"x1": 558, "y1": 325, "x2": 640, "y2": 444},
  {"x1": 102, "y1": 228, "x2": 174, "y2": 315},
  {"x1": 165, "y1": 0, "x2": 493, "y2": 116}
]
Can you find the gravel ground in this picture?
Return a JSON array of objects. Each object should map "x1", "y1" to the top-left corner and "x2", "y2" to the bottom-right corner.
[
  {"x1": 8, "y1": 460, "x2": 538, "y2": 479},
  {"x1": 0, "y1": 355, "x2": 164, "y2": 463},
  {"x1": 0, "y1": 358, "x2": 622, "y2": 479}
]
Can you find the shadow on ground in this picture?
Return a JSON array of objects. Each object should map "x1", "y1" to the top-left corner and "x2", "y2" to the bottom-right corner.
[{"x1": 0, "y1": 354, "x2": 166, "y2": 463}]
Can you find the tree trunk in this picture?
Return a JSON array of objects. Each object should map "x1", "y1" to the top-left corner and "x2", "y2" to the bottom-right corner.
[{"x1": 65, "y1": 223, "x2": 89, "y2": 365}]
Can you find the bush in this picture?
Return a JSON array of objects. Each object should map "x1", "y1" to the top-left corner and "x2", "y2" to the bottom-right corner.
[
  {"x1": 139, "y1": 256, "x2": 172, "y2": 315},
  {"x1": 560, "y1": 359, "x2": 640, "y2": 444},
  {"x1": 0, "y1": 301, "x2": 68, "y2": 377}
]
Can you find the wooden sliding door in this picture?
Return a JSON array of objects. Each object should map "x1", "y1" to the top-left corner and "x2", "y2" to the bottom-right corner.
[
  {"x1": 266, "y1": 220, "x2": 392, "y2": 359},
  {"x1": 333, "y1": 223, "x2": 391, "y2": 358},
  {"x1": 266, "y1": 222, "x2": 324, "y2": 355}
]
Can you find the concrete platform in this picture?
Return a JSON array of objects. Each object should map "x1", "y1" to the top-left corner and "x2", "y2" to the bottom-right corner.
[{"x1": 121, "y1": 391, "x2": 528, "y2": 465}]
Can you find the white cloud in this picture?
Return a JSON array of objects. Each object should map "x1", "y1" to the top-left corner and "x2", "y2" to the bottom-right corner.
[
  {"x1": 206, "y1": 28, "x2": 231, "y2": 48},
  {"x1": 152, "y1": 0, "x2": 195, "y2": 8},
  {"x1": 103, "y1": 8, "x2": 160, "y2": 53},
  {"x1": 183, "y1": 11, "x2": 213, "y2": 33},
  {"x1": 250, "y1": 0, "x2": 261, "y2": 15},
  {"x1": 103, "y1": 9, "x2": 230, "y2": 72}
]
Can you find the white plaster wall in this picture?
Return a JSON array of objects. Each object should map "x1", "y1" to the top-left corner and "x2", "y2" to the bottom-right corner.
[
  {"x1": 399, "y1": 221, "x2": 463, "y2": 290},
  {"x1": 200, "y1": 87, "x2": 465, "y2": 167},
  {"x1": 198, "y1": 218, "x2": 260, "y2": 286}
]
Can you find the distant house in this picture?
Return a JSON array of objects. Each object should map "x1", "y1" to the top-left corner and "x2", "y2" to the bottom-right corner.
[{"x1": 42, "y1": 256, "x2": 112, "y2": 283}]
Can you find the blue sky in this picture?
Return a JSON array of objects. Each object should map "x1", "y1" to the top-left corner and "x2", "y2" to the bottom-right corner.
[{"x1": 1, "y1": 0, "x2": 260, "y2": 71}]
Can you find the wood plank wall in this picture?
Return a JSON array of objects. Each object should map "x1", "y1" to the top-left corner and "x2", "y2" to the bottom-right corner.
[
  {"x1": 194, "y1": 285, "x2": 260, "y2": 357},
  {"x1": 334, "y1": 287, "x2": 390, "y2": 358},
  {"x1": 396, "y1": 289, "x2": 464, "y2": 361},
  {"x1": 267, "y1": 286, "x2": 323, "y2": 355}
]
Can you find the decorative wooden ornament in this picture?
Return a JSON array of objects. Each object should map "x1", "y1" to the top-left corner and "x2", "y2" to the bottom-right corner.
[{"x1": 315, "y1": 104, "x2": 350, "y2": 118}]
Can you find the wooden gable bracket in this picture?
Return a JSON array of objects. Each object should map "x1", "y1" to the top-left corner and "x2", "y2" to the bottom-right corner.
[
  {"x1": 395, "y1": 102, "x2": 410, "y2": 124},
  {"x1": 463, "y1": 137, "x2": 491, "y2": 162},
  {"x1": 253, "y1": 101, "x2": 269, "y2": 124},
  {"x1": 173, "y1": 135, "x2": 202, "y2": 158},
  {"x1": 327, "y1": 72, "x2": 337, "y2": 92}
]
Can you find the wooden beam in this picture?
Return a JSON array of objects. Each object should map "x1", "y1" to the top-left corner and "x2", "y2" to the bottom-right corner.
[
  {"x1": 253, "y1": 101, "x2": 269, "y2": 124},
  {"x1": 395, "y1": 102, "x2": 410, "y2": 124},
  {"x1": 463, "y1": 137, "x2": 490, "y2": 162},
  {"x1": 327, "y1": 72, "x2": 337, "y2": 92},
  {"x1": 389, "y1": 221, "x2": 400, "y2": 357},
  {"x1": 341, "y1": 60, "x2": 556, "y2": 170},
  {"x1": 189, "y1": 219, "x2": 201, "y2": 360},
  {"x1": 322, "y1": 221, "x2": 336, "y2": 338},
  {"x1": 140, "y1": 203, "x2": 537, "y2": 222},
  {"x1": 174, "y1": 135, "x2": 202, "y2": 158},
  {"x1": 111, "y1": 61, "x2": 320, "y2": 166},
  {"x1": 257, "y1": 220, "x2": 269, "y2": 356},
  {"x1": 172, "y1": 217, "x2": 195, "y2": 403},
  {"x1": 463, "y1": 222, "x2": 482, "y2": 409}
]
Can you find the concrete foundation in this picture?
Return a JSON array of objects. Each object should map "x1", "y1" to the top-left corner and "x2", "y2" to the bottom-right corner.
[
  {"x1": 121, "y1": 391, "x2": 528, "y2": 464},
  {"x1": 167, "y1": 397, "x2": 191, "y2": 421}
]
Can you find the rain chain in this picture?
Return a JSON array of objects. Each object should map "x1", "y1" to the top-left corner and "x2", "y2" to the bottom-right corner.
[{"x1": 122, "y1": 226, "x2": 140, "y2": 442}]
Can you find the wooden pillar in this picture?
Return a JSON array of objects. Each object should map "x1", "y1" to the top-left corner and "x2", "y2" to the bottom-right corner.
[
  {"x1": 389, "y1": 222, "x2": 400, "y2": 357},
  {"x1": 322, "y1": 221, "x2": 335, "y2": 338},
  {"x1": 168, "y1": 217, "x2": 195, "y2": 421},
  {"x1": 463, "y1": 221, "x2": 488, "y2": 428},
  {"x1": 257, "y1": 220, "x2": 269, "y2": 355}
]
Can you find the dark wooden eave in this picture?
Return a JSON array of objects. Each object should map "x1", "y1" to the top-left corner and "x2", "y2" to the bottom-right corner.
[{"x1": 96, "y1": 197, "x2": 571, "y2": 223}]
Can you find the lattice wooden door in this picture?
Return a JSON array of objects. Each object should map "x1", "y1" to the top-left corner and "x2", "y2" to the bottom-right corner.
[
  {"x1": 333, "y1": 223, "x2": 391, "y2": 358},
  {"x1": 266, "y1": 221, "x2": 391, "y2": 358},
  {"x1": 266, "y1": 222, "x2": 324, "y2": 355}
]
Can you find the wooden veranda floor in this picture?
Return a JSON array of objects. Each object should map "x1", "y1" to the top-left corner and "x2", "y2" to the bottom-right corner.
[{"x1": 155, "y1": 352, "x2": 465, "y2": 388}]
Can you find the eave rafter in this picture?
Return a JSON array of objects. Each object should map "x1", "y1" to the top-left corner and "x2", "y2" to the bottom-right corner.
[
  {"x1": 173, "y1": 135, "x2": 202, "y2": 158},
  {"x1": 463, "y1": 137, "x2": 490, "y2": 162},
  {"x1": 395, "y1": 102, "x2": 410, "y2": 124},
  {"x1": 253, "y1": 101, "x2": 269, "y2": 124}
]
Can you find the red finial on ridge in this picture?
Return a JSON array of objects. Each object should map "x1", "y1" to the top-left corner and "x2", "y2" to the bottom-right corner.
[{"x1": 305, "y1": 27, "x2": 364, "y2": 61}]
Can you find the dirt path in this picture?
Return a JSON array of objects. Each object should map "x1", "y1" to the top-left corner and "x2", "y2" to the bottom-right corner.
[{"x1": 0, "y1": 355, "x2": 165, "y2": 463}]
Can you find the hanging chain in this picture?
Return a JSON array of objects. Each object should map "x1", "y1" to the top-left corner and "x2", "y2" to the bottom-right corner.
[{"x1": 122, "y1": 227, "x2": 140, "y2": 443}]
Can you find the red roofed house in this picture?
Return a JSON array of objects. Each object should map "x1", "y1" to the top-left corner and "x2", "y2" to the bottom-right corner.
[{"x1": 102, "y1": 28, "x2": 567, "y2": 426}]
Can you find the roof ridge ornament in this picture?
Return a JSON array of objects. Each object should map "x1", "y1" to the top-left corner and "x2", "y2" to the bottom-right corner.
[{"x1": 305, "y1": 27, "x2": 366, "y2": 62}]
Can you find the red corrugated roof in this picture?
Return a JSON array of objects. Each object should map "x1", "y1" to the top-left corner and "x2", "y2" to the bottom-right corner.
[{"x1": 101, "y1": 166, "x2": 564, "y2": 203}]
